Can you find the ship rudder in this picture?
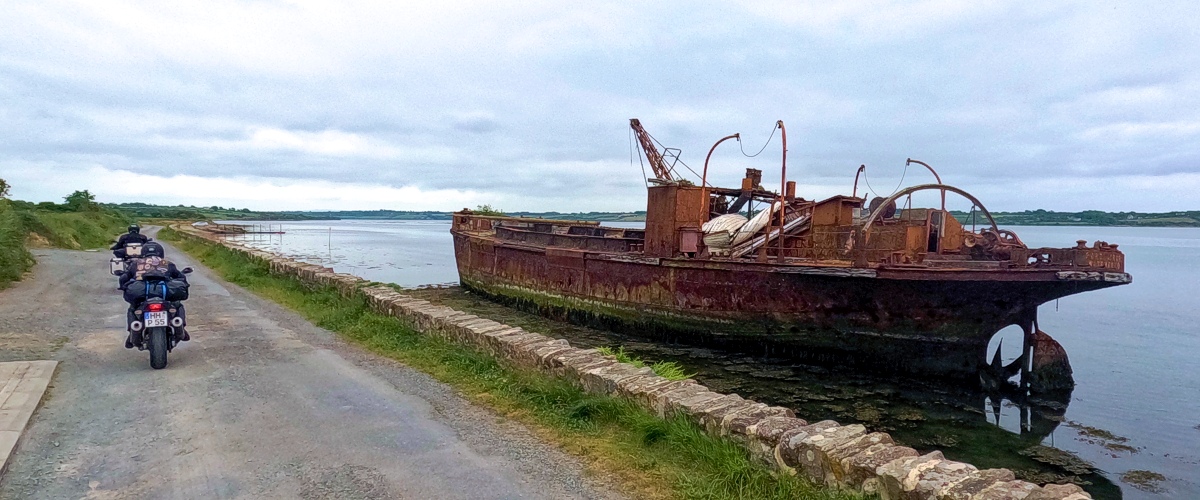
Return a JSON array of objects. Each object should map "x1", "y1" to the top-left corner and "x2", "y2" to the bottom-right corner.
[{"x1": 1027, "y1": 328, "x2": 1075, "y2": 393}]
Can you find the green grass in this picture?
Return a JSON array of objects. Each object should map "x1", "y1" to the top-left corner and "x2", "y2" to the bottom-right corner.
[
  {"x1": 17, "y1": 208, "x2": 130, "y2": 249},
  {"x1": 0, "y1": 200, "x2": 35, "y2": 288},
  {"x1": 596, "y1": 346, "x2": 694, "y2": 381},
  {"x1": 160, "y1": 226, "x2": 863, "y2": 500}
]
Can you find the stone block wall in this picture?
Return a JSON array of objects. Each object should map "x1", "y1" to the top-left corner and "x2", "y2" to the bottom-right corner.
[{"x1": 175, "y1": 225, "x2": 1091, "y2": 500}]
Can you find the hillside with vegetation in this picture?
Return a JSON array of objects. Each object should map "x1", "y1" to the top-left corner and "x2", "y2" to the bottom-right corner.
[
  {"x1": 0, "y1": 199, "x2": 34, "y2": 288},
  {"x1": 0, "y1": 183, "x2": 133, "y2": 288}
]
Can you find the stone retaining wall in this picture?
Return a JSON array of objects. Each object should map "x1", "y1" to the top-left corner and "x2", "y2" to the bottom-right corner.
[{"x1": 174, "y1": 225, "x2": 1090, "y2": 500}]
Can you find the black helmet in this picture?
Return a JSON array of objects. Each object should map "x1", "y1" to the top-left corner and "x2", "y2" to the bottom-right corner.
[
  {"x1": 142, "y1": 241, "x2": 164, "y2": 258},
  {"x1": 128, "y1": 224, "x2": 140, "y2": 234}
]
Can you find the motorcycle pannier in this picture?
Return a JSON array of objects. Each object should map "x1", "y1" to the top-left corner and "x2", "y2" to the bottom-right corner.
[
  {"x1": 123, "y1": 279, "x2": 189, "y2": 303},
  {"x1": 165, "y1": 279, "x2": 189, "y2": 301},
  {"x1": 123, "y1": 281, "x2": 150, "y2": 303}
]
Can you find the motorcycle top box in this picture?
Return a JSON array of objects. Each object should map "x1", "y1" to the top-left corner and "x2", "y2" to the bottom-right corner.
[
  {"x1": 124, "y1": 242, "x2": 143, "y2": 257},
  {"x1": 109, "y1": 257, "x2": 125, "y2": 276}
]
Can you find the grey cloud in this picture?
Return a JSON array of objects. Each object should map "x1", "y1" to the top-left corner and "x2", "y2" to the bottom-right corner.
[
  {"x1": 3, "y1": 1, "x2": 1200, "y2": 211},
  {"x1": 452, "y1": 114, "x2": 501, "y2": 134}
]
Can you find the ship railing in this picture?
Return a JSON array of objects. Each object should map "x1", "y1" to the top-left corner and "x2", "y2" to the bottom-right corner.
[
  {"x1": 452, "y1": 212, "x2": 603, "y2": 233},
  {"x1": 494, "y1": 225, "x2": 645, "y2": 253},
  {"x1": 1010, "y1": 243, "x2": 1125, "y2": 271}
]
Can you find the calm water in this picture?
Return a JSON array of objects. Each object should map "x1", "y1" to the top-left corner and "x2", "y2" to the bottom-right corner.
[{"x1": 222, "y1": 220, "x2": 1200, "y2": 498}]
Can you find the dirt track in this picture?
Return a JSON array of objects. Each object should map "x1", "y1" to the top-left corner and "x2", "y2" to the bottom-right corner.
[{"x1": 0, "y1": 237, "x2": 620, "y2": 499}]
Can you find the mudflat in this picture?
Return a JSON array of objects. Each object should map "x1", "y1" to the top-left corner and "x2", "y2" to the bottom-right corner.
[{"x1": 0, "y1": 242, "x2": 620, "y2": 499}]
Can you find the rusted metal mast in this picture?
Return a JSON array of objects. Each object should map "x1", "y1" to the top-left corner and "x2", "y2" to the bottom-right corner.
[{"x1": 630, "y1": 119, "x2": 673, "y2": 182}]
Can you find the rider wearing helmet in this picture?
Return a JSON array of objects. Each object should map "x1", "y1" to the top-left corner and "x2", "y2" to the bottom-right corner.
[
  {"x1": 111, "y1": 224, "x2": 150, "y2": 258},
  {"x1": 118, "y1": 241, "x2": 183, "y2": 285},
  {"x1": 119, "y1": 241, "x2": 190, "y2": 347}
]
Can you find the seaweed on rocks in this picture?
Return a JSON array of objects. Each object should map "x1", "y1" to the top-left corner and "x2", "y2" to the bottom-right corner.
[{"x1": 1121, "y1": 470, "x2": 1166, "y2": 493}]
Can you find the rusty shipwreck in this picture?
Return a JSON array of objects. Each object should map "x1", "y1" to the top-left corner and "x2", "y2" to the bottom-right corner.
[{"x1": 451, "y1": 119, "x2": 1131, "y2": 386}]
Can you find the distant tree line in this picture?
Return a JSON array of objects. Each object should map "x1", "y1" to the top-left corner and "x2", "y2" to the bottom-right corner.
[
  {"x1": 106, "y1": 202, "x2": 315, "y2": 221},
  {"x1": 951, "y1": 208, "x2": 1200, "y2": 227},
  {"x1": 5, "y1": 181, "x2": 1187, "y2": 227},
  {"x1": 6, "y1": 190, "x2": 101, "y2": 213}
]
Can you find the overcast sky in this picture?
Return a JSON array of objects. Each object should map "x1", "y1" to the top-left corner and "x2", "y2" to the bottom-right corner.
[{"x1": 3, "y1": 1, "x2": 1199, "y2": 212}]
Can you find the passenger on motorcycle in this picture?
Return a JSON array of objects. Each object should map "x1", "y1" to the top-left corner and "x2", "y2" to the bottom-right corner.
[
  {"x1": 110, "y1": 225, "x2": 149, "y2": 258},
  {"x1": 118, "y1": 241, "x2": 190, "y2": 347}
]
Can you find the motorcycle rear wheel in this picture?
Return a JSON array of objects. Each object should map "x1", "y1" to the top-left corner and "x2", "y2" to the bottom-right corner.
[{"x1": 148, "y1": 328, "x2": 168, "y2": 369}]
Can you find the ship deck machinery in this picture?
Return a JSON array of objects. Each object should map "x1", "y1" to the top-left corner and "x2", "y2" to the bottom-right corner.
[{"x1": 451, "y1": 120, "x2": 1130, "y2": 391}]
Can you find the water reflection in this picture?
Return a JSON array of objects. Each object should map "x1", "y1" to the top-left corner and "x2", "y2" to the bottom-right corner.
[{"x1": 984, "y1": 379, "x2": 1068, "y2": 440}]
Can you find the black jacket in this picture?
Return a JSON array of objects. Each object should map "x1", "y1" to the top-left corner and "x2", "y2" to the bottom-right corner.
[{"x1": 111, "y1": 232, "x2": 150, "y2": 251}]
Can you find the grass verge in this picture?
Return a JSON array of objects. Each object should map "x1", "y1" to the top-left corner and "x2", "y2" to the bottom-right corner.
[{"x1": 160, "y1": 226, "x2": 863, "y2": 500}]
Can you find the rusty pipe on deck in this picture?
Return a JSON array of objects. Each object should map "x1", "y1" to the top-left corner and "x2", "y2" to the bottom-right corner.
[
  {"x1": 905, "y1": 158, "x2": 942, "y2": 185},
  {"x1": 906, "y1": 158, "x2": 945, "y2": 212},
  {"x1": 907, "y1": 158, "x2": 947, "y2": 253},
  {"x1": 777, "y1": 120, "x2": 787, "y2": 262},
  {"x1": 852, "y1": 164, "x2": 866, "y2": 198},
  {"x1": 860, "y1": 183, "x2": 999, "y2": 243},
  {"x1": 701, "y1": 133, "x2": 740, "y2": 217}
]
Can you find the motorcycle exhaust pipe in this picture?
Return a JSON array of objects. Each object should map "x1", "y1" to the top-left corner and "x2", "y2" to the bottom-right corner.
[
  {"x1": 130, "y1": 320, "x2": 144, "y2": 332},
  {"x1": 170, "y1": 317, "x2": 184, "y2": 327}
]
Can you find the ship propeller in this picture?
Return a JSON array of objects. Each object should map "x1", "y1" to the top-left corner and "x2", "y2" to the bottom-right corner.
[{"x1": 981, "y1": 338, "x2": 1026, "y2": 391}]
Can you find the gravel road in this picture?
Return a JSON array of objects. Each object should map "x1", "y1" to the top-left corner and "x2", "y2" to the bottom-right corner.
[{"x1": 0, "y1": 236, "x2": 623, "y2": 499}]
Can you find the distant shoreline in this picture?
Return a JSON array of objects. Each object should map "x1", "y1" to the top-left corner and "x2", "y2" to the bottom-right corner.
[
  {"x1": 216, "y1": 214, "x2": 1200, "y2": 228},
  {"x1": 105, "y1": 203, "x2": 1200, "y2": 227}
]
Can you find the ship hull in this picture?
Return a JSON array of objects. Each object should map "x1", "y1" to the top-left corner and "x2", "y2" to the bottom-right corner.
[{"x1": 452, "y1": 232, "x2": 1124, "y2": 379}]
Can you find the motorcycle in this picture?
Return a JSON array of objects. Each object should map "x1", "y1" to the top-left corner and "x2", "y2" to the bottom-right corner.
[
  {"x1": 125, "y1": 268, "x2": 192, "y2": 369},
  {"x1": 109, "y1": 240, "x2": 151, "y2": 280}
]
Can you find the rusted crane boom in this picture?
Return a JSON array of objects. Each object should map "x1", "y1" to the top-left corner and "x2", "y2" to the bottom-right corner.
[{"x1": 630, "y1": 118, "x2": 673, "y2": 182}]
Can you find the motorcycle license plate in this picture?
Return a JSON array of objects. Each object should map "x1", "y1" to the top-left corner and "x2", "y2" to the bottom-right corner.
[{"x1": 144, "y1": 311, "x2": 168, "y2": 328}]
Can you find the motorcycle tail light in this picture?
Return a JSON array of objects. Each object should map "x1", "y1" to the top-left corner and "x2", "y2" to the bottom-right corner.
[{"x1": 147, "y1": 303, "x2": 165, "y2": 312}]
